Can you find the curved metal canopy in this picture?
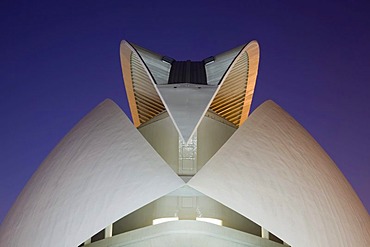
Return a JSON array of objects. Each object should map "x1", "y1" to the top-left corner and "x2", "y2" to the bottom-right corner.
[{"x1": 120, "y1": 40, "x2": 260, "y2": 142}]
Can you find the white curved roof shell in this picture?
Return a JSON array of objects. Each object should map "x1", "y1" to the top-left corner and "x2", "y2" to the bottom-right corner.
[
  {"x1": 0, "y1": 99, "x2": 184, "y2": 247},
  {"x1": 188, "y1": 100, "x2": 370, "y2": 247}
]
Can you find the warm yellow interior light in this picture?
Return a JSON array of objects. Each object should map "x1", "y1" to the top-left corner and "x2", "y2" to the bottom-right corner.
[
  {"x1": 196, "y1": 217, "x2": 222, "y2": 226},
  {"x1": 152, "y1": 217, "x2": 179, "y2": 225}
]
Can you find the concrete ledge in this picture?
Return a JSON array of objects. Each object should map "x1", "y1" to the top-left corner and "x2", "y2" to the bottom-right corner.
[{"x1": 87, "y1": 220, "x2": 284, "y2": 247}]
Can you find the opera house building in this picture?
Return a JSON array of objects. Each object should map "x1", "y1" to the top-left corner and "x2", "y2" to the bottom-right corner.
[{"x1": 0, "y1": 40, "x2": 369, "y2": 247}]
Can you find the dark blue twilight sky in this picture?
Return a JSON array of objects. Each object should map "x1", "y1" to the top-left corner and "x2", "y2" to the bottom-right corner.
[{"x1": 1, "y1": 1, "x2": 369, "y2": 223}]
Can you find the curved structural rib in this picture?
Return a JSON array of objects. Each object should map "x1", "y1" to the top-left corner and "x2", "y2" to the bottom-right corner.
[
  {"x1": 189, "y1": 100, "x2": 370, "y2": 247},
  {"x1": 209, "y1": 41, "x2": 259, "y2": 127},
  {"x1": 0, "y1": 99, "x2": 184, "y2": 247},
  {"x1": 130, "y1": 42, "x2": 172, "y2": 85},
  {"x1": 205, "y1": 44, "x2": 245, "y2": 86},
  {"x1": 120, "y1": 41, "x2": 167, "y2": 127}
]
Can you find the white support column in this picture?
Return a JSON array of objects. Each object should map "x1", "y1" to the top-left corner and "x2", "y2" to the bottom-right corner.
[
  {"x1": 104, "y1": 224, "x2": 113, "y2": 238},
  {"x1": 84, "y1": 238, "x2": 91, "y2": 245},
  {"x1": 261, "y1": 227, "x2": 269, "y2": 239}
]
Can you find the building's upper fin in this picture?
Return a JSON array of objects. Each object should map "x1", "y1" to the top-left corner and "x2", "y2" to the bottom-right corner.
[
  {"x1": 121, "y1": 40, "x2": 259, "y2": 141},
  {"x1": 205, "y1": 44, "x2": 245, "y2": 86},
  {"x1": 209, "y1": 41, "x2": 259, "y2": 127},
  {"x1": 120, "y1": 41, "x2": 166, "y2": 127},
  {"x1": 130, "y1": 43, "x2": 171, "y2": 85}
]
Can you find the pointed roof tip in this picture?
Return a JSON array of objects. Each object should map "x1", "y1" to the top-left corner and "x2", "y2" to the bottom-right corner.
[
  {"x1": 247, "y1": 40, "x2": 259, "y2": 46},
  {"x1": 256, "y1": 100, "x2": 286, "y2": 113},
  {"x1": 246, "y1": 40, "x2": 260, "y2": 54},
  {"x1": 120, "y1": 40, "x2": 130, "y2": 48},
  {"x1": 209, "y1": 40, "x2": 259, "y2": 60},
  {"x1": 99, "y1": 98, "x2": 123, "y2": 111},
  {"x1": 0, "y1": 98, "x2": 184, "y2": 247},
  {"x1": 101, "y1": 98, "x2": 114, "y2": 104},
  {"x1": 188, "y1": 98, "x2": 370, "y2": 246},
  {"x1": 249, "y1": 100, "x2": 283, "y2": 118},
  {"x1": 261, "y1": 99, "x2": 277, "y2": 106}
]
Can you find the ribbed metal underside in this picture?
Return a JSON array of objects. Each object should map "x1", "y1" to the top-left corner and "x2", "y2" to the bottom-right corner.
[
  {"x1": 209, "y1": 52, "x2": 248, "y2": 126},
  {"x1": 169, "y1": 61, "x2": 207, "y2": 84},
  {"x1": 131, "y1": 52, "x2": 166, "y2": 125}
]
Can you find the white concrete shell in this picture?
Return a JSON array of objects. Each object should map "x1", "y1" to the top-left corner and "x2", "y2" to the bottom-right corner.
[
  {"x1": 0, "y1": 99, "x2": 184, "y2": 247},
  {"x1": 189, "y1": 100, "x2": 370, "y2": 247}
]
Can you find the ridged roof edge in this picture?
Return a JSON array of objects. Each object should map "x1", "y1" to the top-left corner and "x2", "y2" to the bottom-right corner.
[
  {"x1": 208, "y1": 40, "x2": 260, "y2": 127},
  {"x1": 120, "y1": 41, "x2": 167, "y2": 127},
  {"x1": 129, "y1": 42, "x2": 172, "y2": 85}
]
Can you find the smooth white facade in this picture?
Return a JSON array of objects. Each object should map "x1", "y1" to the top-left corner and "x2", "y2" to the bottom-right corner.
[
  {"x1": 189, "y1": 100, "x2": 370, "y2": 247},
  {"x1": 0, "y1": 99, "x2": 184, "y2": 247}
]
